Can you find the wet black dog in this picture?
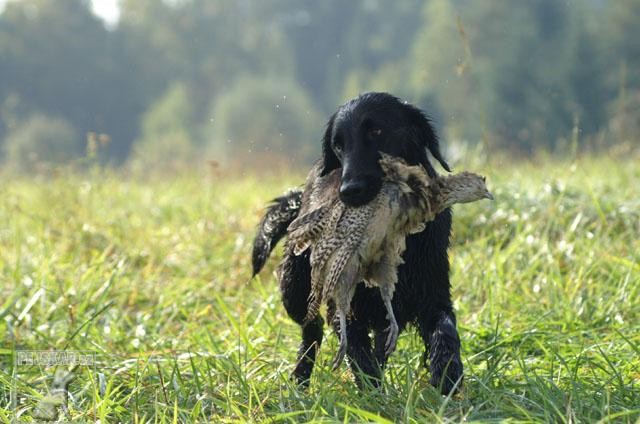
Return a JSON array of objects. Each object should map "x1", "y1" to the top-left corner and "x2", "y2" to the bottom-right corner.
[{"x1": 252, "y1": 92, "x2": 463, "y2": 394}]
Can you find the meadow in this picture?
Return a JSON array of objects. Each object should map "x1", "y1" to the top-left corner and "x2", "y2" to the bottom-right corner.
[{"x1": 0, "y1": 151, "x2": 639, "y2": 423}]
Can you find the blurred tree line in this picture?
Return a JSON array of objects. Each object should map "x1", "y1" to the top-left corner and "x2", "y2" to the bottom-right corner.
[{"x1": 0, "y1": 0, "x2": 638, "y2": 171}]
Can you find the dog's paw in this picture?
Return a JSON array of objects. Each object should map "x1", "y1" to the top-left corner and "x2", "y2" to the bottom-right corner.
[
  {"x1": 428, "y1": 313, "x2": 463, "y2": 395},
  {"x1": 429, "y1": 356, "x2": 463, "y2": 395}
]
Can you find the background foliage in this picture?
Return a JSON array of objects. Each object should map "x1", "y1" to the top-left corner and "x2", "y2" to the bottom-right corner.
[{"x1": 1, "y1": 0, "x2": 639, "y2": 171}]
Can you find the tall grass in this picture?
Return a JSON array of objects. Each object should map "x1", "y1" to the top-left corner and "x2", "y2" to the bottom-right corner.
[{"x1": 0, "y1": 154, "x2": 638, "y2": 422}]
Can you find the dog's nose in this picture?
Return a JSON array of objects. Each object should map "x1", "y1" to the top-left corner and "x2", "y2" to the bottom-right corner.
[{"x1": 340, "y1": 180, "x2": 367, "y2": 202}]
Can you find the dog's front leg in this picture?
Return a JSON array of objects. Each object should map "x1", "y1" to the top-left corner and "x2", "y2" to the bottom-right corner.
[
  {"x1": 280, "y1": 249, "x2": 324, "y2": 386},
  {"x1": 418, "y1": 310, "x2": 463, "y2": 395},
  {"x1": 292, "y1": 316, "x2": 324, "y2": 385}
]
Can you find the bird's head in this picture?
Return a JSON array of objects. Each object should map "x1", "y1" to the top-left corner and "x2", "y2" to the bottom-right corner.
[{"x1": 445, "y1": 172, "x2": 493, "y2": 203}]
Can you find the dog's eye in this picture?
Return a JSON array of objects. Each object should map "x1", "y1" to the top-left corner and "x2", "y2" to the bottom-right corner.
[
  {"x1": 333, "y1": 139, "x2": 343, "y2": 153},
  {"x1": 368, "y1": 128, "x2": 383, "y2": 138}
]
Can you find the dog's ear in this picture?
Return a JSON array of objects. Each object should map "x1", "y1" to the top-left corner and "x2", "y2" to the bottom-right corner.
[
  {"x1": 320, "y1": 112, "x2": 339, "y2": 176},
  {"x1": 405, "y1": 104, "x2": 451, "y2": 172}
]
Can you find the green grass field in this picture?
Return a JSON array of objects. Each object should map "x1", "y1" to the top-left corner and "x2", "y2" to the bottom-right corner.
[{"x1": 1, "y1": 153, "x2": 639, "y2": 423}]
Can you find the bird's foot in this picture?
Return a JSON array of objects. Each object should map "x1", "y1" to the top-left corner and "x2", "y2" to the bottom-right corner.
[
  {"x1": 384, "y1": 319, "x2": 399, "y2": 358},
  {"x1": 332, "y1": 338, "x2": 347, "y2": 370}
]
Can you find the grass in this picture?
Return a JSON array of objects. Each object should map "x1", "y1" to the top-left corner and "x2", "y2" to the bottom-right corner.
[{"x1": 0, "y1": 153, "x2": 639, "y2": 422}]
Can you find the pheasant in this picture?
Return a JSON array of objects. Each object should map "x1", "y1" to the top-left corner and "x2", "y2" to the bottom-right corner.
[{"x1": 287, "y1": 153, "x2": 493, "y2": 369}]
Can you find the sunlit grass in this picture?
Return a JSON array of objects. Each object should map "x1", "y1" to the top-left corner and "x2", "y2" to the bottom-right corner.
[{"x1": 1, "y1": 154, "x2": 639, "y2": 422}]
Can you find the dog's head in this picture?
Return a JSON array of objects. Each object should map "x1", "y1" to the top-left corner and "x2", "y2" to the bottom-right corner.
[{"x1": 321, "y1": 92, "x2": 451, "y2": 207}]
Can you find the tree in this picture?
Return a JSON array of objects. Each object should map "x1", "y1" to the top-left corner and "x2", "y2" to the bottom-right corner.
[
  {"x1": 207, "y1": 76, "x2": 323, "y2": 162},
  {"x1": 407, "y1": 0, "x2": 478, "y2": 141},
  {"x1": 602, "y1": 0, "x2": 640, "y2": 142},
  {"x1": 398, "y1": 0, "x2": 608, "y2": 151},
  {"x1": 282, "y1": 0, "x2": 424, "y2": 112},
  {"x1": 128, "y1": 82, "x2": 197, "y2": 171},
  {"x1": 3, "y1": 114, "x2": 82, "y2": 171},
  {"x1": 119, "y1": 0, "x2": 296, "y2": 124},
  {"x1": 0, "y1": 0, "x2": 143, "y2": 160}
]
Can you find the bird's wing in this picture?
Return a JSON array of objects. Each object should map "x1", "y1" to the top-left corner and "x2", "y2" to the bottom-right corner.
[{"x1": 287, "y1": 205, "x2": 331, "y2": 255}]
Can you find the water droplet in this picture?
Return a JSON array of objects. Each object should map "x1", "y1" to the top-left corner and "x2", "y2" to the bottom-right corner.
[
  {"x1": 135, "y1": 324, "x2": 146, "y2": 337},
  {"x1": 23, "y1": 276, "x2": 34, "y2": 287}
]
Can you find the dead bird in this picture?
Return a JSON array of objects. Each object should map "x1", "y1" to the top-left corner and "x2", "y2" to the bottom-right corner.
[{"x1": 287, "y1": 153, "x2": 492, "y2": 369}]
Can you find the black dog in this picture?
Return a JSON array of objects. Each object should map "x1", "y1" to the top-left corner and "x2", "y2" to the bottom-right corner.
[{"x1": 252, "y1": 92, "x2": 463, "y2": 394}]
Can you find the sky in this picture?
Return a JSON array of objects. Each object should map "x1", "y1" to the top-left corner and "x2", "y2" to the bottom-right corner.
[
  {"x1": 0, "y1": 0, "x2": 120, "y2": 25},
  {"x1": 90, "y1": 0, "x2": 119, "y2": 24}
]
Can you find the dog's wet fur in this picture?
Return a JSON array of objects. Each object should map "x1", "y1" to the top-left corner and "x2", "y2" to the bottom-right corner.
[{"x1": 252, "y1": 92, "x2": 463, "y2": 394}]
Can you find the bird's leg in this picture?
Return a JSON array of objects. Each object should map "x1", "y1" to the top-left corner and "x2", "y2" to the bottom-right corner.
[
  {"x1": 332, "y1": 308, "x2": 348, "y2": 370},
  {"x1": 330, "y1": 258, "x2": 359, "y2": 371},
  {"x1": 380, "y1": 284, "x2": 399, "y2": 358}
]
